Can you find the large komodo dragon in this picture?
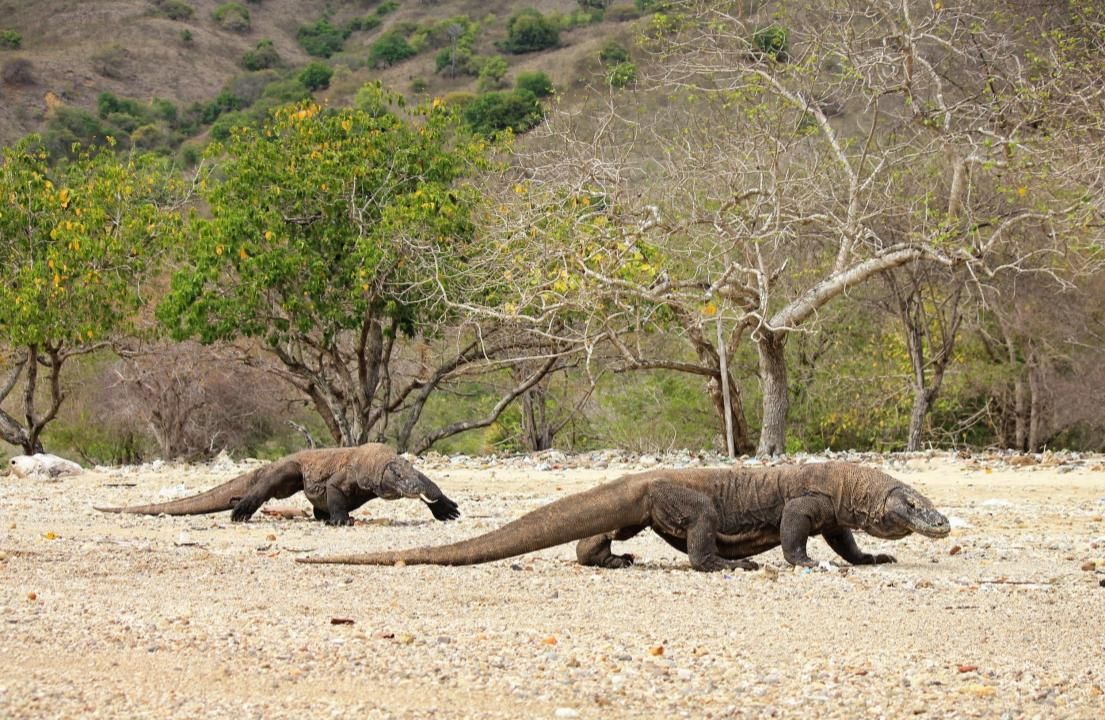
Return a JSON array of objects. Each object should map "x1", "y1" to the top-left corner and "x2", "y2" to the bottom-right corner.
[
  {"x1": 298, "y1": 462, "x2": 949, "y2": 570},
  {"x1": 97, "y1": 444, "x2": 459, "y2": 525}
]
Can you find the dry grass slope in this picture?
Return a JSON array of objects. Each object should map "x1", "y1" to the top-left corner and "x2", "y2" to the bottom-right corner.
[{"x1": 0, "y1": 0, "x2": 638, "y2": 146}]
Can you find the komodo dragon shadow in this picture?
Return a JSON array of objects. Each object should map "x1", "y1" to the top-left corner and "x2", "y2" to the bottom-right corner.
[
  {"x1": 298, "y1": 462, "x2": 949, "y2": 570},
  {"x1": 97, "y1": 444, "x2": 459, "y2": 526}
]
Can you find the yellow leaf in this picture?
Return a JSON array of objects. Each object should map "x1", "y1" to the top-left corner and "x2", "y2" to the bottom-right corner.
[
  {"x1": 1017, "y1": 186, "x2": 1027, "y2": 197},
  {"x1": 215, "y1": 245, "x2": 224, "y2": 256},
  {"x1": 264, "y1": 230, "x2": 273, "y2": 241},
  {"x1": 239, "y1": 247, "x2": 249, "y2": 260},
  {"x1": 702, "y1": 303, "x2": 717, "y2": 317}
]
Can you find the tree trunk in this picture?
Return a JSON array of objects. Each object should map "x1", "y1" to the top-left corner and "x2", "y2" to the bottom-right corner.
[
  {"x1": 1027, "y1": 352, "x2": 1044, "y2": 452},
  {"x1": 756, "y1": 331, "x2": 789, "y2": 456},
  {"x1": 906, "y1": 390, "x2": 931, "y2": 452},
  {"x1": 520, "y1": 384, "x2": 553, "y2": 452},
  {"x1": 706, "y1": 374, "x2": 753, "y2": 455}
]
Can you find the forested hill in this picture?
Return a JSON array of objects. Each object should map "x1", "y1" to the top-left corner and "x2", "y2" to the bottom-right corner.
[
  {"x1": 0, "y1": 0, "x2": 636, "y2": 150},
  {"x1": 3, "y1": 1, "x2": 1105, "y2": 463}
]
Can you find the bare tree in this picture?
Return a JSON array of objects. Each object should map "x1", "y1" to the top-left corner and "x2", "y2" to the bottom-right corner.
[{"x1": 105, "y1": 342, "x2": 294, "y2": 460}]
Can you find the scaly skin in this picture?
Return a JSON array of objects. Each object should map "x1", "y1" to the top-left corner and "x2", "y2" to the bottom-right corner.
[
  {"x1": 96, "y1": 444, "x2": 459, "y2": 525},
  {"x1": 298, "y1": 462, "x2": 950, "y2": 571}
]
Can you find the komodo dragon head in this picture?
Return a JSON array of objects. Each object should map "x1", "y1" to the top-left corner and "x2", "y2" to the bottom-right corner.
[
  {"x1": 381, "y1": 458, "x2": 461, "y2": 521},
  {"x1": 866, "y1": 484, "x2": 951, "y2": 540}
]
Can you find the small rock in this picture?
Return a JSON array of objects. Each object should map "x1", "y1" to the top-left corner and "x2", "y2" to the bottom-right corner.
[
  {"x1": 554, "y1": 708, "x2": 579, "y2": 718},
  {"x1": 949, "y1": 545, "x2": 962, "y2": 556},
  {"x1": 1081, "y1": 561, "x2": 1097, "y2": 572}
]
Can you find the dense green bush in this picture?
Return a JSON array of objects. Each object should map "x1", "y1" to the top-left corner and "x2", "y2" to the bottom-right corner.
[
  {"x1": 599, "y1": 40, "x2": 629, "y2": 65},
  {"x1": 369, "y1": 30, "x2": 417, "y2": 67},
  {"x1": 296, "y1": 18, "x2": 351, "y2": 58},
  {"x1": 462, "y1": 89, "x2": 542, "y2": 136},
  {"x1": 515, "y1": 70, "x2": 553, "y2": 98},
  {"x1": 607, "y1": 61, "x2": 636, "y2": 89},
  {"x1": 435, "y1": 46, "x2": 476, "y2": 76},
  {"x1": 297, "y1": 61, "x2": 333, "y2": 91},
  {"x1": 150, "y1": 0, "x2": 194, "y2": 21},
  {"x1": 212, "y1": 2, "x2": 251, "y2": 32},
  {"x1": 259, "y1": 77, "x2": 310, "y2": 104},
  {"x1": 347, "y1": 15, "x2": 382, "y2": 33},
  {"x1": 375, "y1": 0, "x2": 400, "y2": 15},
  {"x1": 501, "y1": 9, "x2": 559, "y2": 54},
  {"x1": 477, "y1": 55, "x2": 508, "y2": 91},
  {"x1": 240, "y1": 39, "x2": 281, "y2": 70},
  {"x1": 752, "y1": 24, "x2": 789, "y2": 62},
  {"x1": 412, "y1": 15, "x2": 478, "y2": 51},
  {"x1": 43, "y1": 107, "x2": 119, "y2": 157},
  {"x1": 209, "y1": 110, "x2": 253, "y2": 140},
  {"x1": 0, "y1": 29, "x2": 23, "y2": 49}
]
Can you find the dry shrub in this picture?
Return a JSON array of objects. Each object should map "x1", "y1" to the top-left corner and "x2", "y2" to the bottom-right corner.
[
  {"x1": 1, "y1": 58, "x2": 34, "y2": 85},
  {"x1": 102, "y1": 342, "x2": 298, "y2": 460}
]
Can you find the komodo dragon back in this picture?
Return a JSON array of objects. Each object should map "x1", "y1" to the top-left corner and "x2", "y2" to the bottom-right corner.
[{"x1": 298, "y1": 477, "x2": 651, "y2": 566}]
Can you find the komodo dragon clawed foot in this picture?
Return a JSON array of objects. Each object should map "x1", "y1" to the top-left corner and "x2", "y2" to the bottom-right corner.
[
  {"x1": 424, "y1": 494, "x2": 461, "y2": 522},
  {"x1": 693, "y1": 556, "x2": 760, "y2": 573}
]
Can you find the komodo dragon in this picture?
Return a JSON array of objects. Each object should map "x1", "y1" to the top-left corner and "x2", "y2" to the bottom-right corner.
[
  {"x1": 97, "y1": 444, "x2": 459, "y2": 525},
  {"x1": 298, "y1": 462, "x2": 949, "y2": 570}
]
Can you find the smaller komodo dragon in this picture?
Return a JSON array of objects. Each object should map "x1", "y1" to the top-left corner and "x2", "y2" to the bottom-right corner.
[
  {"x1": 97, "y1": 444, "x2": 459, "y2": 525},
  {"x1": 298, "y1": 462, "x2": 949, "y2": 570}
]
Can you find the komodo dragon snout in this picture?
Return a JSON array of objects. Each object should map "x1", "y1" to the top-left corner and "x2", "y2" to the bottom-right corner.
[{"x1": 871, "y1": 486, "x2": 951, "y2": 539}]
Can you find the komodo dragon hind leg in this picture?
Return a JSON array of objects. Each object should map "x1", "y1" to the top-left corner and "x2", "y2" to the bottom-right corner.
[
  {"x1": 230, "y1": 461, "x2": 304, "y2": 522},
  {"x1": 650, "y1": 483, "x2": 758, "y2": 573},
  {"x1": 576, "y1": 525, "x2": 646, "y2": 569},
  {"x1": 822, "y1": 528, "x2": 896, "y2": 565}
]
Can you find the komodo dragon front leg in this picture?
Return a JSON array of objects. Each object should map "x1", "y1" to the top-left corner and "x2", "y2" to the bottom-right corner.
[
  {"x1": 822, "y1": 528, "x2": 895, "y2": 565},
  {"x1": 650, "y1": 482, "x2": 759, "y2": 573},
  {"x1": 780, "y1": 496, "x2": 895, "y2": 567},
  {"x1": 230, "y1": 460, "x2": 304, "y2": 522},
  {"x1": 319, "y1": 470, "x2": 372, "y2": 526}
]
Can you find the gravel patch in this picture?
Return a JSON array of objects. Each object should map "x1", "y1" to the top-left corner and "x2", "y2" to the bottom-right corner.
[{"x1": 1, "y1": 451, "x2": 1103, "y2": 718}]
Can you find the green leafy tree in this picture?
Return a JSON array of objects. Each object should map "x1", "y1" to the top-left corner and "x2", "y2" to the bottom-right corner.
[
  {"x1": 463, "y1": 89, "x2": 542, "y2": 136},
  {"x1": 516, "y1": 70, "x2": 554, "y2": 98},
  {"x1": 212, "y1": 2, "x2": 250, "y2": 32},
  {"x1": 369, "y1": 30, "x2": 417, "y2": 67},
  {"x1": 477, "y1": 55, "x2": 508, "y2": 91},
  {"x1": 501, "y1": 9, "x2": 559, "y2": 54},
  {"x1": 240, "y1": 39, "x2": 282, "y2": 70},
  {"x1": 0, "y1": 140, "x2": 181, "y2": 453},
  {"x1": 296, "y1": 17, "x2": 351, "y2": 58},
  {"x1": 158, "y1": 94, "x2": 532, "y2": 449},
  {"x1": 297, "y1": 61, "x2": 333, "y2": 91}
]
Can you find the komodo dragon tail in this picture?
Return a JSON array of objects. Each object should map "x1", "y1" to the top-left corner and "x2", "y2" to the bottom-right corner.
[
  {"x1": 298, "y1": 479, "x2": 649, "y2": 566},
  {"x1": 95, "y1": 469, "x2": 261, "y2": 516}
]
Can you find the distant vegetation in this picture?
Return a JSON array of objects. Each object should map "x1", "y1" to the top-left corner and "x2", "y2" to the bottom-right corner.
[{"x1": 6, "y1": 1, "x2": 1104, "y2": 463}]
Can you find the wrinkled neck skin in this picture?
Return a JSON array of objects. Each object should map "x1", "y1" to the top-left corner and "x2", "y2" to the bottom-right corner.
[{"x1": 864, "y1": 484, "x2": 951, "y2": 540}]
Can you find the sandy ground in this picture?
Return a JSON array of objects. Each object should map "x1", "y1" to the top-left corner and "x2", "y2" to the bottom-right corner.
[{"x1": 1, "y1": 450, "x2": 1104, "y2": 719}]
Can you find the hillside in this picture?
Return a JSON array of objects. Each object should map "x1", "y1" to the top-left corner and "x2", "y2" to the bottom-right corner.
[{"x1": 0, "y1": 0, "x2": 641, "y2": 147}]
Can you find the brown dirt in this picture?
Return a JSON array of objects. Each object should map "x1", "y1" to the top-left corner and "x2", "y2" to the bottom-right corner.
[{"x1": 1, "y1": 453, "x2": 1104, "y2": 718}]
